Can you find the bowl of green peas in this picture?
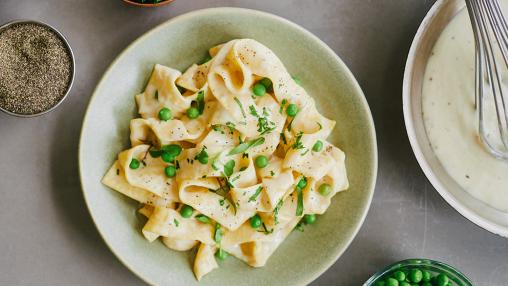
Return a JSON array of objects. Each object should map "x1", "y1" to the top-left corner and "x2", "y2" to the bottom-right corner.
[{"x1": 364, "y1": 259, "x2": 473, "y2": 286}]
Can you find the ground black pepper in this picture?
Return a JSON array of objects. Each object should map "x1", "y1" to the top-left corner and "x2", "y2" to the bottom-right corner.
[{"x1": 0, "y1": 22, "x2": 72, "y2": 115}]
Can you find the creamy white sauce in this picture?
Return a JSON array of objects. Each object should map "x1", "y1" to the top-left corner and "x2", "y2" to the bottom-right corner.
[{"x1": 422, "y1": 5, "x2": 508, "y2": 212}]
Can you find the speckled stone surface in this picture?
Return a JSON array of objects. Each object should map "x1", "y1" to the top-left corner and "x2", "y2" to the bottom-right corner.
[{"x1": 1, "y1": 1, "x2": 508, "y2": 286}]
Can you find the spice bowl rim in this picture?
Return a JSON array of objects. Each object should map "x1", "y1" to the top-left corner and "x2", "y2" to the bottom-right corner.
[
  {"x1": 122, "y1": 0, "x2": 175, "y2": 8},
  {"x1": 0, "y1": 19, "x2": 75, "y2": 118},
  {"x1": 363, "y1": 258, "x2": 474, "y2": 286}
]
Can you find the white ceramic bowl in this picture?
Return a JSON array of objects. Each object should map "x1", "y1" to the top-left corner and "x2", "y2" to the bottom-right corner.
[{"x1": 403, "y1": 0, "x2": 508, "y2": 237}]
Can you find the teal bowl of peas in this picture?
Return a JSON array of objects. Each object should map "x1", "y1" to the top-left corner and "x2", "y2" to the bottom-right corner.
[{"x1": 364, "y1": 259, "x2": 474, "y2": 286}]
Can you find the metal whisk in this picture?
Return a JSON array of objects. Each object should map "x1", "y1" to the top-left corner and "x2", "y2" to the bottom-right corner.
[{"x1": 466, "y1": 0, "x2": 508, "y2": 160}]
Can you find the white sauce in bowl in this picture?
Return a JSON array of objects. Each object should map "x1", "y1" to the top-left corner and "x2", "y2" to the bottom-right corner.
[{"x1": 422, "y1": 6, "x2": 508, "y2": 213}]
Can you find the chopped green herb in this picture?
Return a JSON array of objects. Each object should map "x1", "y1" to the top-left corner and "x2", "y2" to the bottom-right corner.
[
  {"x1": 149, "y1": 149, "x2": 162, "y2": 158},
  {"x1": 239, "y1": 166, "x2": 248, "y2": 172},
  {"x1": 215, "y1": 248, "x2": 228, "y2": 261},
  {"x1": 292, "y1": 131, "x2": 304, "y2": 150},
  {"x1": 161, "y1": 144, "x2": 182, "y2": 157},
  {"x1": 248, "y1": 186, "x2": 263, "y2": 202},
  {"x1": 225, "y1": 121, "x2": 236, "y2": 133},
  {"x1": 223, "y1": 160, "x2": 235, "y2": 177},
  {"x1": 279, "y1": 99, "x2": 288, "y2": 114},
  {"x1": 292, "y1": 75, "x2": 302, "y2": 86},
  {"x1": 211, "y1": 154, "x2": 221, "y2": 171},
  {"x1": 294, "y1": 221, "x2": 305, "y2": 232},
  {"x1": 219, "y1": 199, "x2": 225, "y2": 206},
  {"x1": 196, "y1": 90, "x2": 205, "y2": 114},
  {"x1": 297, "y1": 177, "x2": 308, "y2": 189},
  {"x1": 249, "y1": 105, "x2": 259, "y2": 117},
  {"x1": 262, "y1": 107, "x2": 270, "y2": 117},
  {"x1": 274, "y1": 199, "x2": 283, "y2": 224},
  {"x1": 260, "y1": 77, "x2": 272, "y2": 90},
  {"x1": 317, "y1": 122, "x2": 323, "y2": 130},
  {"x1": 233, "y1": 97, "x2": 246, "y2": 118},
  {"x1": 257, "y1": 116, "x2": 276, "y2": 135},
  {"x1": 173, "y1": 219, "x2": 179, "y2": 227},
  {"x1": 211, "y1": 124, "x2": 225, "y2": 134},
  {"x1": 228, "y1": 137, "x2": 265, "y2": 155},
  {"x1": 195, "y1": 214, "x2": 210, "y2": 224},
  {"x1": 270, "y1": 170, "x2": 275, "y2": 177},
  {"x1": 214, "y1": 223, "x2": 223, "y2": 244},
  {"x1": 301, "y1": 148, "x2": 310, "y2": 156},
  {"x1": 296, "y1": 185, "x2": 304, "y2": 216}
]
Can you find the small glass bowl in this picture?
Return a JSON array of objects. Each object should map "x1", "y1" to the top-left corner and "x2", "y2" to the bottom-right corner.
[{"x1": 363, "y1": 259, "x2": 474, "y2": 286}]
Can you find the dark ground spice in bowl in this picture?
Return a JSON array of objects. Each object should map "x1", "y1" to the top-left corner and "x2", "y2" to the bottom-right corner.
[{"x1": 0, "y1": 21, "x2": 74, "y2": 116}]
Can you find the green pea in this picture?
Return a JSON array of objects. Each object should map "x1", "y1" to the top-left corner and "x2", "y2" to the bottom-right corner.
[
  {"x1": 422, "y1": 271, "x2": 431, "y2": 282},
  {"x1": 408, "y1": 269, "x2": 423, "y2": 283},
  {"x1": 260, "y1": 77, "x2": 272, "y2": 89},
  {"x1": 161, "y1": 144, "x2": 182, "y2": 157},
  {"x1": 292, "y1": 75, "x2": 302, "y2": 86},
  {"x1": 180, "y1": 205, "x2": 193, "y2": 218},
  {"x1": 250, "y1": 214, "x2": 262, "y2": 228},
  {"x1": 436, "y1": 274, "x2": 449, "y2": 286},
  {"x1": 318, "y1": 183, "x2": 332, "y2": 196},
  {"x1": 254, "y1": 155, "x2": 268, "y2": 168},
  {"x1": 386, "y1": 278, "x2": 399, "y2": 286},
  {"x1": 303, "y1": 214, "x2": 316, "y2": 224},
  {"x1": 196, "y1": 150, "x2": 208, "y2": 164},
  {"x1": 286, "y1": 103, "x2": 298, "y2": 117},
  {"x1": 215, "y1": 248, "x2": 228, "y2": 261},
  {"x1": 374, "y1": 281, "x2": 385, "y2": 286},
  {"x1": 161, "y1": 152, "x2": 174, "y2": 163},
  {"x1": 158, "y1": 107, "x2": 172, "y2": 121},
  {"x1": 253, "y1": 83, "x2": 266, "y2": 96},
  {"x1": 312, "y1": 140, "x2": 323, "y2": 152},
  {"x1": 394, "y1": 271, "x2": 406, "y2": 282},
  {"x1": 187, "y1": 107, "x2": 199, "y2": 119},
  {"x1": 297, "y1": 177, "x2": 307, "y2": 189},
  {"x1": 129, "y1": 158, "x2": 140, "y2": 169},
  {"x1": 400, "y1": 282, "x2": 411, "y2": 286},
  {"x1": 164, "y1": 165, "x2": 176, "y2": 177}
]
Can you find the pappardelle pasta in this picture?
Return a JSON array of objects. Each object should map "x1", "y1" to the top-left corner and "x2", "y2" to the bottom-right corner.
[{"x1": 102, "y1": 39, "x2": 349, "y2": 281}]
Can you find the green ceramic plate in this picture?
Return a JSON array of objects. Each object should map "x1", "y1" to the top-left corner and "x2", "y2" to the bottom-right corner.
[{"x1": 79, "y1": 7, "x2": 377, "y2": 286}]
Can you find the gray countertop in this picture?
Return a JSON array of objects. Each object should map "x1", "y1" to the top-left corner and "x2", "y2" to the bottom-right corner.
[{"x1": 1, "y1": 0, "x2": 507, "y2": 285}]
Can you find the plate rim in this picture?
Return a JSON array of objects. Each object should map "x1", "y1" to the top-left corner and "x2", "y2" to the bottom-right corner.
[{"x1": 78, "y1": 7, "x2": 378, "y2": 285}]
